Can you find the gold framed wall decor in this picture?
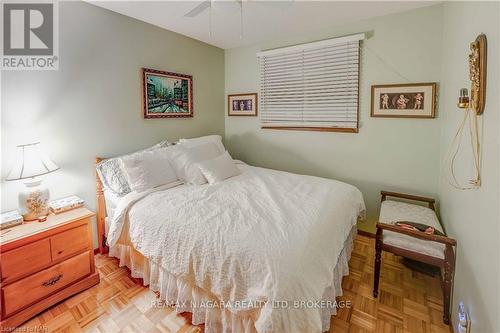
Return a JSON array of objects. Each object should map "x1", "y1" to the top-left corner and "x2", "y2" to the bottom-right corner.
[
  {"x1": 142, "y1": 68, "x2": 193, "y2": 119},
  {"x1": 468, "y1": 34, "x2": 487, "y2": 115},
  {"x1": 371, "y1": 83, "x2": 436, "y2": 118}
]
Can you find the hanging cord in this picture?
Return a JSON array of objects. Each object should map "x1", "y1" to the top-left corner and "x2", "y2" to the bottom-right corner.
[
  {"x1": 448, "y1": 108, "x2": 470, "y2": 189},
  {"x1": 364, "y1": 44, "x2": 412, "y2": 82},
  {"x1": 469, "y1": 105, "x2": 482, "y2": 185},
  {"x1": 446, "y1": 106, "x2": 482, "y2": 190}
]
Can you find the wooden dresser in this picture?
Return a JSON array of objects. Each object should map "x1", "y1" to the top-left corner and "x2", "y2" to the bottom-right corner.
[{"x1": 0, "y1": 207, "x2": 100, "y2": 329}]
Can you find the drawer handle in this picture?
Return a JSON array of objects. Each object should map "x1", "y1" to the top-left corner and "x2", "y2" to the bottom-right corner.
[{"x1": 42, "y1": 274, "x2": 63, "y2": 287}]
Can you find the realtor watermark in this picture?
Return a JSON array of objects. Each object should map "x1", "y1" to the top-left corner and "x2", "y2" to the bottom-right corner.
[
  {"x1": 0, "y1": 326, "x2": 48, "y2": 332},
  {"x1": 1, "y1": 1, "x2": 59, "y2": 70},
  {"x1": 151, "y1": 299, "x2": 352, "y2": 310}
]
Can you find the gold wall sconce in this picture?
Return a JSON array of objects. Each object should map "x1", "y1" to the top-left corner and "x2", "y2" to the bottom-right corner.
[
  {"x1": 457, "y1": 34, "x2": 487, "y2": 114},
  {"x1": 450, "y1": 33, "x2": 487, "y2": 190}
]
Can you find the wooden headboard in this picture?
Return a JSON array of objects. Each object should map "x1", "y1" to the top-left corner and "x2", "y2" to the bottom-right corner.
[{"x1": 95, "y1": 157, "x2": 108, "y2": 254}]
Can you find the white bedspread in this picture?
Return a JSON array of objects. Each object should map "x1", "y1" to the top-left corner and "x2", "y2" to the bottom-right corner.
[{"x1": 107, "y1": 163, "x2": 365, "y2": 333}]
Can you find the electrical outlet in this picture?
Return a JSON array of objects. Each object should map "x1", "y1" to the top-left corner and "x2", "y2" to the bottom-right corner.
[{"x1": 457, "y1": 302, "x2": 471, "y2": 333}]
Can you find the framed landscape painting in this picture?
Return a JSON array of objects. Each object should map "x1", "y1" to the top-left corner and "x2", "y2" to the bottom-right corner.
[
  {"x1": 142, "y1": 68, "x2": 193, "y2": 118},
  {"x1": 371, "y1": 83, "x2": 436, "y2": 118},
  {"x1": 228, "y1": 93, "x2": 258, "y2": 116}
]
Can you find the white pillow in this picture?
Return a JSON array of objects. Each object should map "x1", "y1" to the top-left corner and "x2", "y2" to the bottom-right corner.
[
  {"x1": 168, "y1": 143, "x2": 222, "y2": 185},
  {"x1": 121, "y1": 148, "x2": 178, "y2": 193},
  {"x1": 95, "y1": 139, "x2": 171, "y2": 196},
  {"x1": 179, "y1": 135, "x2": 225, "y2": 154},
  {"x1": 196, "y1": 151, "x2": 241, "y2": 184}
]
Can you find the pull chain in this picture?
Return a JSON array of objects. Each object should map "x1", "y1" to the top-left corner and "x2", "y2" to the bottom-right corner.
[
  {"x1": 240, "y1": 0, "x2": 243, "y2": 39},
  {"x1": 209, "y1": 0, "x2": 213, "y2": 38}
]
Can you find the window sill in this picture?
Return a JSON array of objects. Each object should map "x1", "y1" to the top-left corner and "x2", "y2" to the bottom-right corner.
[{"x1": 261, "y1": 126, "x2": 359, "y2": 133}]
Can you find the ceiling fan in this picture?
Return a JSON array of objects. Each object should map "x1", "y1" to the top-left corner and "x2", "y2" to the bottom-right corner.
[
  {"x1": 184, "y1": 0, "x2": 213, "y2": 18},
  {"x1": 184, "y1": 0, "x2": 293, "y2": 38},
  {"x1": 185, "y1": 0, "x2": 292, "y2": 17}
]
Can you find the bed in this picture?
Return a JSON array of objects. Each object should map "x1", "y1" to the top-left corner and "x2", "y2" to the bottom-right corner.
[{"x1": 95, "y1": 155, "x2": 365, "y2": 333}]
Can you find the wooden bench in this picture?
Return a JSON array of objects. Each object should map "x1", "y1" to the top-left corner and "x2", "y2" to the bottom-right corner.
[{"x1": 373, "y1": 191, "x2": 456, "y2": 325}]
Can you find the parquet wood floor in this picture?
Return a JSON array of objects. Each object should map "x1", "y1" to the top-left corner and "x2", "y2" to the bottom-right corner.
[{"x1": 17, "y1": 235, "x2": 451, "y2": 333}]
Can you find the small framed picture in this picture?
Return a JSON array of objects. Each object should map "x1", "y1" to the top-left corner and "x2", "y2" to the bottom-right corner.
[
  {"x1": 142, "y1": 68, "x2": 193, "y2": 119},
  {"x1": 371, "y1": 83, "x2": 436, "y2": 118},
  {"x1": 228, "y1": 93, "x2": 258, "y2": 116}
]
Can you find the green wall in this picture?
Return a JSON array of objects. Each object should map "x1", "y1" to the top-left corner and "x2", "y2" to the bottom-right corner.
[
  {"x1": 225, "y1": 3, "x2": 500, "y2": 329},
  {"x1": 224, "y1": 5, "x2": 444, "y2": 233},
  {"x1": 438, "y1": 2, "x2": 499, "y2": 331},
  {"x1": 0, "y1": 2, "x2": 225, "y2": 243}
]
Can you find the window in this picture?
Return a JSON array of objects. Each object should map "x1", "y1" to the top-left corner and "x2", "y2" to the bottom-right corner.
[{"x1": 257, "y1": 33, "x2": 364, "y2": 132}]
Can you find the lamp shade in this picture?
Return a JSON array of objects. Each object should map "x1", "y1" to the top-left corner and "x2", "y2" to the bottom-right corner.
[{"x1": 6, "y1": 142, "x2": 59, "y2": 181}]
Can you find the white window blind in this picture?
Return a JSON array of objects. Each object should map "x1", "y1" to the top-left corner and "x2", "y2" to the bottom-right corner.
[{"x1": 257, "y1": 33, "x2": 364, "y2": 132}]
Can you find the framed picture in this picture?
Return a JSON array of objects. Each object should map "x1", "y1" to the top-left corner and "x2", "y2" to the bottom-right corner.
[
  {"x1": 142, "y1": 68, "x2": 193, "y2": 118},
  {"x1": 228, "y1": 93, "x2": 258, "y2": 116},
  {"x1": 371, "y1": 83, "x2": 436, "y2": 118}
]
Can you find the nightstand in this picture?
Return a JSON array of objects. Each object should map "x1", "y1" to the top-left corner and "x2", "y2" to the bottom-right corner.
[{"x1": 0, "y1": 207, "x2": 100, "y2": 329}]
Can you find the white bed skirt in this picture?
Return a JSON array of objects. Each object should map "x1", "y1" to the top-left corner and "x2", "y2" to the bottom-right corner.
[{"x1": 109, "y1": 227, "x2": 356, "y2": 333}]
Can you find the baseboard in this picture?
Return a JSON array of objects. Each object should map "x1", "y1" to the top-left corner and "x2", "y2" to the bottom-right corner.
[{"x1": 357, "y1": 230, "x2": 375, "y2": 238}]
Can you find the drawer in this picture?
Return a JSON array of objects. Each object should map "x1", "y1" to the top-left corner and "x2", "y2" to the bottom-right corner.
[
  {"x1": 1, "y1": 239, "x2": 52, "y2": 283},
  {"x1": 2, "y1": 251, "x2": 91, "y2": 317},
  {"x1": 50, "y1": 224, "x2": 89, "y2": 261}
]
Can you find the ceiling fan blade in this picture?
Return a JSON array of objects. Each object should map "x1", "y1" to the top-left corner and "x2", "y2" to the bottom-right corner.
[
  {"x1": 184, "y1": 0, "x2": 211, "y2": 17},
  {"x1": 253, "y1": 0, "x2": 294, "y2": 10}
]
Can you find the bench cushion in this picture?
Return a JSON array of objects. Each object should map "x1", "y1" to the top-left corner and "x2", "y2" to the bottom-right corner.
[{"x1": 379, "y1": 200, "x2": 445, "y2": 259}]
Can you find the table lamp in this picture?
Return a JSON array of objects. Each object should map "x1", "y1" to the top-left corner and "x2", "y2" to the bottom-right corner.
[{"x1": 6, "y1": 142, "x2": 59, "y2": 221}]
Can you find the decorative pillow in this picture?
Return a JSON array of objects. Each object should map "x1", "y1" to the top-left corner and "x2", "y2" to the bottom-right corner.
[
  {"x1": 121, "y1": 148, "x2": 178, "y2": 193},
  {"x1": 196, "y1": 151, "x2": 241, "y2": 184},
  {"x1": 96, "y1": 158, "x2": 131, "y2": 196},
  {"x1": 95, "y1": 140, "x2": 170, "y2": 196},
  {"x1": 168, "y1": 143, "x2": 222, "y2": 185},
  {"x1": 179, "y1": 135, "x2": 225, "y2": 154}
]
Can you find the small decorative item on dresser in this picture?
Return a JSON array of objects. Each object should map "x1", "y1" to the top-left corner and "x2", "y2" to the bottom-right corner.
[
  {"x1": 5, "y1": 142, "x2": 59, "y2": 222},
  {"x1": 49, "y1": 195, "x2": 85, "y2": 214},
  {"x1": 228, "y1": 93, "x2": 258, "y2": 116},
  {"x1": 0, "y1": 210, "x2": 23, "y2": 230}
]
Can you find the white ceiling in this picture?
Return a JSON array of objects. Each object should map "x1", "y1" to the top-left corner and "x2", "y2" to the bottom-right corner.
[{"x1": 89, "y1": 1, "x2": 439, "y2": 49}]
